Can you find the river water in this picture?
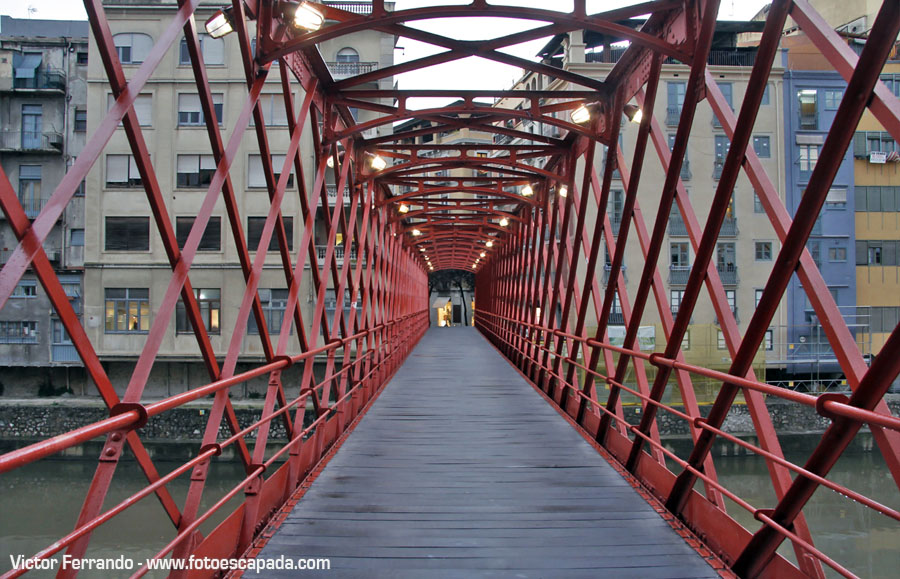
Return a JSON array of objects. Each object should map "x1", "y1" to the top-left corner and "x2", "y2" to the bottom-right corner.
[{"x1": 1, "y1": 440, "x2": 897, "y2": 578}]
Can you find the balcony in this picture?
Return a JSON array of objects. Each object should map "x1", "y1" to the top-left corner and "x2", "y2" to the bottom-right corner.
[
  {"x1": 586, "y1": 49, "x2": 758, "y2": 68},
  {"x1": 0, "y1": 130, "x2": 63, "y2": 153},
  {"x1": 609, "y1": 213, "x2": 622, "y2": 236},
  {"x1": 679, "y1": 159, "x2": 691, "y2": 181},
  {"x1": 602, "y1": 264, "x2": 626, "y2": 284},
  {"x1": 52, "y1": 344, "x2": 80, "y2": 363},
  {"x1": 715, "y1": 307, "x2": 739, "y2": 325},
  {"x1": 719, "y1": 217, "x2": 738, "y2": 237},
  {"x1": 4, "y1": 68, "x2": 66, "y2": 92},
  {"x1": 326, "y1": 185, "x2": 352, "y2": 205},
  {"x1": 669, "y1": 215, "x2": 688, "y2": 237},
  {"x1": 713, "y1": 160, "x2": 724, "y2": 180},
  {"x1": 669, "y1": 265, "x2": 691, "y2": 285},
  {"x1": 716, "y1": 263, "x2": 738, "y2": 285},
  {"x1": 18, "y1": 196, "x2": 47, "y2": 219},
  {"x1": 0, "y1": 248, "x2": 59, "y2": 265},
  {"x1": 607, "y1": 311, "x2": 625, "y2": 325},
  {"x1": 799, "y1": 111, "x2": 818, "y2": 131},
  {"x1": 315, "y1": 245, "x2": 357, "y2": 266},
  {"x1": 326, "y1": 61, "x2": 378, "y2": 80},
  {"x1": 666, "y1": 106, "x2": 681, "y2": 127}
]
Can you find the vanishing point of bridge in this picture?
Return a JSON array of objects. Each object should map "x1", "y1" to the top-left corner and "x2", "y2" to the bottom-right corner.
[{"x1": 1, "y1": 1, "x2": 899, "y2": 578}]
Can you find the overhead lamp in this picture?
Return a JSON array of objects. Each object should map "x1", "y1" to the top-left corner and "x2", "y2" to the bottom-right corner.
[
  {"x1": 285, "y1": 1, "x2": 325, "y2": 32},
  {"x1": 411, "y1": 228, "x2": 421, "y2": 236},
  {"x1": 499, "y1": 217, "x2": 509, "y2": 227},
  {"x1": 624, "y1": 104, "x2": 643, "y2": 124},
  {"x1": 325, "y1": 150, "x2": 344, "y2": 169},
  {"x1": 419, "y1": 247, "x2": 425, "y2": 252},
  {"x1": 472, "y1": 264, "x2": 477, "y2": 269},
  {"x1": 571, "y1": 103, "x2": 592, "y2": 125},
  {"x1": 369, "y1": 153, "x2": 387, "y2": 171},
  {"x1": 521, "y1": 184, "x2": 534, "y2": 197},
  {"x1": 205, "y1": 7, "x2": 234, "y2": 38},
  {"x1": 398, "y1": 203, "x2": 410, "y2": 214},
  {"x1": 485, "y1": 240, "x2": 494, "y2": 248},
  {"x1": 480, "y1": 252, "x2": 486, "y2": 258},
  {"x1": 558, "y1": 185, "x2": 568, "y2": 198}
]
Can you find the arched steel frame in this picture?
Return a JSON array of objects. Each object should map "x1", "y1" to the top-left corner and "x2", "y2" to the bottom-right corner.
[{"x1": 0, "y1": 0, "x2": 897, "y2": 577}]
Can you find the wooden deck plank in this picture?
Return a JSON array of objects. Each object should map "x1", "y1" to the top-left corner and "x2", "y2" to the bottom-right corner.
[{"x1": 253, "y1": 327, "x2": 718, "y2": 578}]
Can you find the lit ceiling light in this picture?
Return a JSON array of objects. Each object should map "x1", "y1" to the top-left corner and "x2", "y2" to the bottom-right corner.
[
  {"x1": 558, "y1": 185, "x2": 568, "y2": 198},
  {"x1": 411, "y1": 228, "x2": 421, "y2": 236},
  {"x1": 370, "y1": 154, "x2": 387, "y2": 171},
  {"x1": 480, "y1": 252, "x2": 486, "y2": 258},
  {"x1": 398, "y1": 203, "x2": 410, "y2": 214},
  {"x1": 205, "y1": 8, "x2": 234, "y2": 38},
  {"x1": 571, "y1": 103, "x2": 592, "y2": 125},
  {"x1": 419, "y1": 247, "x2": 425, "y2": 252},
  {"x1": 499, "y1": 217, "x2": 509, "y2": 227},
  {"x1": 472, "y1": 264, "x2": 477, "y2": 268},
  {"x1": 485, "y1": 240, "x2": 494, "y2": 248},
  {"x1": 624, "y1": 104, "x2": 643, "y2": 124},
  {"x1": 521, "y1": 184, "x2": 534, "y2": 197},
  {"x1": 326, "y1": 155, "x2": 335, "y2": 168},
  {"x1": 289, "y1": 2, "x2": 325, "y2": 31}
]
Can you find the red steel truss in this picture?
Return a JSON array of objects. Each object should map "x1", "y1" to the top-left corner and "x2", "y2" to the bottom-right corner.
[{"x1": 0, "y1": 1, "x2": 898, "y2": 577}]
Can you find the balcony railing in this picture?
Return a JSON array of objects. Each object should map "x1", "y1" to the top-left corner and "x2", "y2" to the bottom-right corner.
[
  {"x1": 326, "y1": 185, "x2": 352, "y2": 205},
  {"x1": 719, "y1": 217, "x2": 738, "y2": 237},
  {"x1": 0, "y1": 130, "x2": 63, "y2": 152},
  {"x1": 666, "y1": 106, "x2": 681, "y2": 126},
  {"x1": 586, "y1": 49, "x2": 758, "y2": 68},
  {"x1": 716, "y1": 263, "x2": 738, "y2": 285},
  {"x1": 323, "y1": 1, "x2": 374, "y2": 14},
  {"x1": 607, "y1": 311, "x2": 625, "y2": 325},
  {"x1": 11, "y1": 68, "x2": 66, "y2": 91},
  {"x1": 713, "y1": 160, "x2": 724, "y2": 179},
  {"x1": 18, "y1": 196, "x2": 47, "y2": 219},
  {"x1": 326, "y1": 61, "x2": 378, "y2": 79},
  {"x1": 669, "y1": 215, "x2": 688, "y2": 237},
  {"x1": 602, "y1": 264, "x2": 626, "y2": 284},
  {"x1": 609, "y1": 213, "x2": 622, "y2": 236},
  {"x1": 0, "y1": 248, "x2": 59, "y2": 264},
  {"x1": 52, "y1": 344, "x2": 80, "y2": 363},
  {"x1": 799, "y1": 111, "x2": 818, "y2": 131},
  {"x1": 315, "y1": 245, "x2": 358, "y2": 266},
  {"x1": 669, "y1": 265, "x2": 691, "y2": 285}
]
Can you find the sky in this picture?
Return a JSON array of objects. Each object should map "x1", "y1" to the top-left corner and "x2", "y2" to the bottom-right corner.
[{"x1": 2, "y1": 0, "x2": 771, "y2": 96}]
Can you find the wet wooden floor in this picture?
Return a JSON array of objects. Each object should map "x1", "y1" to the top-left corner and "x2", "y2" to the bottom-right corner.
[{"x1": 253, "y1": 327, "x2": 719, "y2": 578}]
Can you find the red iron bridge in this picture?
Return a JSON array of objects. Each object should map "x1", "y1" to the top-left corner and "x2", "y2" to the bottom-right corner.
[{"x1": 1, "y1": 1, "x2": 899, "y2": 577}]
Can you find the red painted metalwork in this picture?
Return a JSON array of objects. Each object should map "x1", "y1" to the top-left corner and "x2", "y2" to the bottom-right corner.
[{"x1": 0, "y1": 1, "x2": 898, "y2": 578}]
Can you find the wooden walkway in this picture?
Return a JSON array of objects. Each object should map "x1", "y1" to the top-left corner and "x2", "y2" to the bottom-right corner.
[{"x1": 253, "y1": 327, "x2": 719, "y2": 578}]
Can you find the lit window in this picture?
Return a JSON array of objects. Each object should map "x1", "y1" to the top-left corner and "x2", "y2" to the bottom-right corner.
[
  {"x1": 175, "y1": 288, "x2": 220, "y2": 334},
  {"x1": 105, "y1": 288, "x2": 150, "y2": 333}
]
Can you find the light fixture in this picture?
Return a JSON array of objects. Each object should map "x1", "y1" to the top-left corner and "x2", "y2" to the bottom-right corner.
[
  {"x1": 411, "y1": 228, "x2": 421, "y2": 236},
  {"x1": 205, "y1": 8, "x2": 234, "y2": 38},
  {"x1": 398, "y1": 203, "x2": 410, "y2": 214},
  {"x1": 480, "y1": 252, "x2": 486, "y2": 258},
  {"x1": 521, "y1": 184, "x2": 534, "y2": 197},
  {"x1": 369, "y1": 153, "x2": 387, "y2": 171},
  {"x1": 419, "y1": 247, "x2": 425, "y2": 252},
  {"x1": 288, "y1": 1, "x2": 325, "y2": 31},
  {"x1": 499, "y1": 217, "x2": 509, "y2": 227},
  {"x1": 624, "y1": 104, "x2": 643, "y2": 124},
  {"x1": 485, "y1": 240, "x2": 494, "y2": 248},
  {"x1": 325, "y1": 149, "x2": 344, "y2": 169},
  {"x1": 571, "y1": 103, "x2": 592, "y2": 125},
  {"x1": 472, "y1": 264, "x2": 477, "y2": 269},
  {"x1": 558, "y1": 185, "x2": 568, "y2": 198}
]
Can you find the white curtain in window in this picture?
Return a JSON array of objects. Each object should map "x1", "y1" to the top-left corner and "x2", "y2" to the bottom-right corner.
[
  {"x1": 202, "y1": 35, "x2": 225, "y2": 65},
  {"x1": 107, "y1": 155, "x2": 128, "y2": 183}
]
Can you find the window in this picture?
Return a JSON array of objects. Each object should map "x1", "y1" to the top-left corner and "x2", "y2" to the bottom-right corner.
[
  {"x1": 753, "y1": 135, "x2": 771, "y2": 158},
  {"x1": 105, "y1": 288, "x2": 150, "y2": 333},
  {"x1": 175, "y1": 288, "x2": 220, "y2": 334},
  {"x1": 248, "y1": 154, "x2": 295, "y2": 189},
  {"x1": 70, "y1": 229, "x2": 85, "y2": 246},
  {"x1": 179, "y1": 34, "x2": 225, "y2": 66},
  {"x1": 107, "y1": 93, "x2": 153, "y2": 126},
  {"x1": 106, "y1": 154, "x2": 142, "y2": 188},
  {"x1": 0, "y1": 321, "x2": 38, "y2": 344},
  {"x1": 754, "y1": 192, "x2": 765, "y2": 213},
  {"x1": 725, "y1": 290, "x2": 737, "y2": 315},
  {"x1": 105, "y1": 217, "x2": 150, "y2": 251},
  {"x1": 718, "y1": 82, "x2": 734, "y2": 109},
  {"x1": 248, "y1": 216, "x2": 294, "y2": 251},
  {"x1": 255, "y1": 95, "x2": 290, "y2": 126},
  {"x1": 717, "y1": 330, "x2": 726, "y2": 350},
  {"x1": 12, "y1": 280, "x2": 37, "y2": 298},
  {"x1": 798, "y1": 145, "x2": 819, "y2": 173},
  {"x1": 714, "y1": 135, "x2": 730, "y2": 178},
  {"x1": 76, "y1": 51, "x2": 88, "y2": 66},
  {"x1": 113, "y1": 33, "x2": 153, "y2": 64},
  {"x1": 668, "y1": 134, "x2": 691, "y2": 179},
  {"x1": 868, "y1": 244, "x2": 882, "y2": 265},
  {"x1": 871, "y1": 306, "x2": 900, "y2": 333},
  {"x1": 21, "y1": 104, "x2": 43, "y2": 149},
  {"x1": 761, "y1": 84, "x2": 770, "y2": 106},
  {"x1": 74, "y1": 109, "x2": 87, "y2": 132},
  {"x1": 765, "y1": 329, "x2": 774, "y2": 351},
  {"x1": 177, "y1": 93, "x2": 224, "y2": 126},
  {"x1": 755, "y1": 241, "x2": 772, "y2": 261},
  {"x1": 808, "y1": 240, "x2": 821, "y2": 266},
  {"x1": 828, "y1": 246, "x2": 847, "y2": 261},
  {"x1": 667, "y1": 82, "x2": 685, "y2": 125},
  {"x1": 176, "y1": 216, "x2": 221, "y2": 251},
  {"x1": 824, "y1": 89, "x2": 843, "y2": 110},
  {"x1": 248, "y1": 289, "x2": 291, "y2": 334},
  {"x1": 853, "y1": 131, "x2": 899, "y2": 157},
  {"x1": 681, "y1": 331, "x2": 690, "y2": 351},
  {"x1": 798, "y1": 89, "x2": 818, "y2": 130},
  {"x1": 74, "y1": 177, "x2": 86, "y2": 197},
  {"x1": 670, "y1": 242, "x2": 689, "y2": 267},
  {"x1": 825, "y1": 187, "x2": 847, "y2": 208},
  {"x1": 755, "y1": 289, "x2": 764, "y2": 308},
  {"x1": 670, "y1": 289, "x2": 684, "y2": 314},
  {"x1": 176, "y1": 154, "x2": 216, "y2": 188},
  {"x1": 18, "y1": 165, "x2": 41, "y2": 207}
]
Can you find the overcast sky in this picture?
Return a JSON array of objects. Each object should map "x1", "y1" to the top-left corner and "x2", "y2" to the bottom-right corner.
[{"x1": 2, "y1": 0, "x2": 771, "y2": 97}]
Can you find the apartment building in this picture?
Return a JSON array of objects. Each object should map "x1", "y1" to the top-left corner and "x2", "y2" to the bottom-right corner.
[
  {"x1": 0, "y1": 16, "x2": 88, "y2": 395},
  {"x1": 497, "y1": 21, "x2": 788, "y2": 387},
  {"x1": 83, "y1": 1, "x2": 394, "y2": 398}
]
